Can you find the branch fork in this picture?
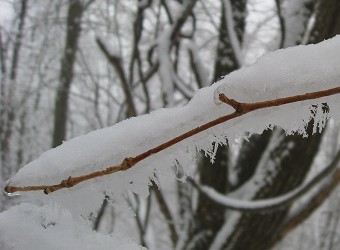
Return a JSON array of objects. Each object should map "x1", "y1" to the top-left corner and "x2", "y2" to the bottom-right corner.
[{"x1": 219, "y1": 93, "x2": 246, "y2": 113}]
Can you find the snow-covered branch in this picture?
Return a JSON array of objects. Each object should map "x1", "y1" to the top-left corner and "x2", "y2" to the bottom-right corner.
[
  {"x1": 4, "y1": 86, "x2": 340, "y2": 194},
  {"x1": 3, "y1": 37, "x2": 340, "y2": 216}
]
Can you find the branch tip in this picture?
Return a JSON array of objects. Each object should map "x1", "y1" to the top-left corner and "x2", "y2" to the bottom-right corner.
[
  {"x1": 4, "y1": 185, "x2": 12, "y2": 194},
  {"x1": 219, "y1": 93, "x2": 243, "y2": 112}
]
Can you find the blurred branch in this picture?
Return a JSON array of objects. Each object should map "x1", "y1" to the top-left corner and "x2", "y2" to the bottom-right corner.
[
  {"x1": 129, "y1": 2, "x2": 152, "y2": 112},
  {"x1": 161, "y1": 0, "x2": 174, "y2": 24},
  {"x1": 275, "y1": 0, "x2": 286, "y2": 48},
  {"x1": 279, "y1": 167, "x2": 340, "y2": 238},
  {"x1": 188, "y1": 44, "x2": 209, "y2": 88},
  {"x1": 151, "y1": 180, "x2": 179, "y2": 246},
  {"x1": 170, "y1": 0, "x2": 198, "y2": 43},
  {"x1": 125, "y1": 193, "x2": 149, "y2": 248},
  {"x1": 189, "y1": 149, "x2": 340, "y2": 213},
  {"x1": 222, "y1": 0, "x2": 243, "y2": 66},
  {"x1": 96, "y1": 37, "x2": 137, "y2": 117},
  {"x1": 93, "y1": 194, "x2": 109, "y2": 231}
]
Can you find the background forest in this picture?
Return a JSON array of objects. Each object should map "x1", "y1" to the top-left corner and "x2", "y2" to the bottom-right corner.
[{"x1": 1, "y1": 0, "x2": 340, "y2": 249}]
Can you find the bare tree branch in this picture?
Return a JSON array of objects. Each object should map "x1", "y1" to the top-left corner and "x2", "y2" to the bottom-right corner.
[
  {"x1": 96, "y1": 37, "x2": 137, "y2": 117},
  {"x1": 170, "y1": 0, "x2": 198, "y2": 43},
  {"x1": 151, "y1": 180, "x2": 179, "y2": 246},
  {"x1": 125, "y1": 193, "x2": 149, "y2": 248}
]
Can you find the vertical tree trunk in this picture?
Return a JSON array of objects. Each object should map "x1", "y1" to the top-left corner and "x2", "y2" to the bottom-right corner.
[
  {"x1": 187, "y1": 1, "x2": 247, "y2": 249},
  {"x1": 52, "y1": 0, "x2": 84, "y2": 147}
]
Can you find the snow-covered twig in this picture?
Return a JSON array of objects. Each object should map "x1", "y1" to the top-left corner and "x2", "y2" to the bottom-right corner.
[{"x1": 4, "y1": 86, "x2": 340, "y2": 194}]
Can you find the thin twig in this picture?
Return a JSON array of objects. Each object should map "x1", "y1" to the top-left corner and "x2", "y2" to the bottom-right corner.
[
  {"x1": 150, "y1": 179, "x2": 178, "y2": 246},
  {"x1": 4, "y1": 86, "x2": 340, "y2": 194}
]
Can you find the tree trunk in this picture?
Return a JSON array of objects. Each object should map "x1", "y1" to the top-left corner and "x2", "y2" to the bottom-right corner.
[{"x1": 52, "y1": 0, "x2": 84, "y2": 147}]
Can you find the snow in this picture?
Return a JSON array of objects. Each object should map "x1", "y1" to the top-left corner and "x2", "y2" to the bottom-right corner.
[
  {"x1": 282, "y1": 0, "x2": 312, "y2": 47},
  {"x1": 4, "y1": 36, "x2": 340, "y2": 219},
  {"x1": 0, "y1": 203, "x2": 144, "y2": 250}
]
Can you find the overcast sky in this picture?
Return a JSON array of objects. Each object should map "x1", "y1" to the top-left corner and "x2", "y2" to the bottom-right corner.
[{"x1": 0, "y1": 1, "x2": 14, "y2": 27}]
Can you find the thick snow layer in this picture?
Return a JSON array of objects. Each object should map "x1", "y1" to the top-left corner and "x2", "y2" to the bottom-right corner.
[
  {"x1": 0, "y1": 203, "x2": 144, "y2": 250},
  {"x1": 5, "y1": 36, "x2": 340, "y2": 216}
]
